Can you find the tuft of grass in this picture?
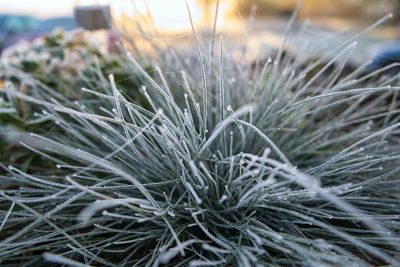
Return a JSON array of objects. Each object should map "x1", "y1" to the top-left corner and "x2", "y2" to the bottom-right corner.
[
  {"x1": 1, "y1": 9, "x2": 400, "y2": 266},
  {"x1": 0, "y1": 30, "x2": 152, "y2": 173}
]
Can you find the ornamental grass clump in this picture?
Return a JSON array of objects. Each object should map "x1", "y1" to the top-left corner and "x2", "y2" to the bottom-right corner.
[
  {"x1": 1, "y1": 6, "x2": 400, "y2": 266},
  {"x1": 0, "y1": 30, "x2": 150, "y2": 171}
]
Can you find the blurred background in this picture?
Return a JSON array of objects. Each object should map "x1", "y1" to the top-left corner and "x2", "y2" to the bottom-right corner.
[
  {"x1": 1, "y1": 0, "x2": 400, "y2": 65},
  {"x1": 2, "y1": 0, "x2": 399, "y2": 30}
]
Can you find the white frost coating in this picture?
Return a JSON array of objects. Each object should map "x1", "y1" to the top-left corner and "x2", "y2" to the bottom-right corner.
[
  {"x1": 189, "y1": 260, "x2": 224, "y2": 267},
  {"x1": 159, "y1": 239, "x2": 197, "y2": 264},
  {"x1": 237, "y1": 179, "x2": 277, "y2": 208},
  {"x1": 202, "y1": 244, "x2": 230, "y2": 254},
  {"x1": 78, "y1": 198, "x2": 152, "y2": 222},
  {"x1": 199, "y1": 104, "x2": 255, "y2": 154},
  {"x1": 185, "y1": 182, "x2": 202, "y2": 205},
  {"x1": 43, "y1": 253, "x2": 91, "y2": 267},
  {"x1": 218, "y1": 194, "x2": 228, "y2": 204},
  {"x1": 246, "y1": 229, "x2": 263, "y2": 245}
]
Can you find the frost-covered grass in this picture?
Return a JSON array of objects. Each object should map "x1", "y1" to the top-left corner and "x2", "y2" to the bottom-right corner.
[
  {"x1": 0, "y1": 30, "x2": 150, "y2": 172},
  {"x1": 1, "y1": 7, "x2": 400, "y2": 266}
]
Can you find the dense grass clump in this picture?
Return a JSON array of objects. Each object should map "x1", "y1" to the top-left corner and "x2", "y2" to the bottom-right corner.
[
  {"x1": 0, "y1": 30, "x2": 151, "y2": 171},
  {"x1": 1, "y1": 11, "x2": 400, "y2": 266}
]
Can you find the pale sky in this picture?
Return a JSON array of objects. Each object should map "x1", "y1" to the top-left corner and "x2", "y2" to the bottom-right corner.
[
  {"x1": 0, "y1": 0, "x2": 205, "y2": 29},
  {"x1": 1, "y1": 1, "x2": 200, "y2": 16},
  {"x1": 1, "y1": 0, "x2": 77, "y2": 18}
]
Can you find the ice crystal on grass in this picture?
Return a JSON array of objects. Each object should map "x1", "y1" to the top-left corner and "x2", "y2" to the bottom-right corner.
[{"x1": 1, "y1": 6, "x2": 400, "y2": 267}]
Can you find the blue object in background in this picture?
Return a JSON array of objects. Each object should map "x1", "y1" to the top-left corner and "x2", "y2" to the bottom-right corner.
[
  {"x1": 369, "y1": 41, "x2": 400, "y2": 73},
  {"x1": 0, "y1": 14, "x2": 76, "y2": 53}
]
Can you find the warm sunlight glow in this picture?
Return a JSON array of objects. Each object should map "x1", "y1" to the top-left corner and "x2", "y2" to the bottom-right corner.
[
  {"x1": 1, "y1": 0, "x2": 206, "y2": 30},
  {"x1": 131, "y1": 0, "x2": 202, "y2": 30},
  {"x1": 75, "y1": 0, "x2": 205, "y2": 30},
  {"x1": 1, "y1": 0, "x2": 238, "y2": 33}
]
